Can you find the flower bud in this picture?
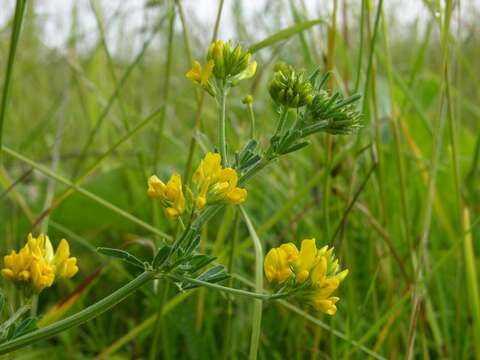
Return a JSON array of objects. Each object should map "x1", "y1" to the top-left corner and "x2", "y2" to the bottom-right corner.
[
  {"x1": 269, "y1": 62, "x2": 314, "y2": 108},
  {"x1": 207, "y1": 40, "x2": 257, "y2": 85}
]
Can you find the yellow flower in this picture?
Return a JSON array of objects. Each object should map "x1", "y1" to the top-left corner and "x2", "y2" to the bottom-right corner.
[
  {"x1": 186, "y1": 60, "x2": 216, "y2": 96},
  {"x1": 1, "y1": 247, "x2": 32, "y2": 282},
  {"x1": 30, "y1": 256, "x2": 55, "y2": 292},
  {"x1": 148, "y1": 173, "x2": 186, "y2": 219},
  {"x1": 294, "y1": 239, "x2": 320, "y2": 284},
  {"x1": 312, "y1": 296, "x2": 340, "y2": 315},
  {"x1": 263, "y1": 239, "x2": 348, "y2": 315},
  {"x1": 264, "y1": 247, "x2": 292, "y2": 283},
  {"x1": 192, "y1": 152, "x2": 247, "y2": 209},
  {"x1": 53, "y1": 239, "x2": 79, "y2": 279},
  {"x1": 2, "y1": 234, "x2": 78, "y2": 293},
  {"x1": 309, "y1": 246, "x2": 348, "y2": 315}
]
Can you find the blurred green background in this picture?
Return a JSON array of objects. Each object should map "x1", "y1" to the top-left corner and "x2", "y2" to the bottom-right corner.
[{"x1": 0, "y1": 0, "x2": 479, "y2": 358}]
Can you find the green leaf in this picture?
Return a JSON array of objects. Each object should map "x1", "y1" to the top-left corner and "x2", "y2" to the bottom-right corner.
[
  {"x1": 183, "y1": 265, "x2": 229, "y2": 290},
  {"x1": 6, "y1": 324, "x2": 15, "y2": 341},
  {"x1": 280, "y1": 140, "x2": 310, "y2": 155},
  {"x1": 0, "y1": 293, "x2": 4, "y2": 315},
  {"x1": 97, "y1": 247, "x2": 145, "y2": 269},
  {"x1": 152, "y1": 245, "x2": 172, "y2": 269},
  {"x1": 248, "y1": 19, "x2": 324, "y2": 54},
  {"x1": 180, "y1": 254, "x2": 216, "y2": 273},
  {"x1": 11, "y1": 318, "x2": 37, "y2": 339},
  {"x1": 184, "y1": 235, "x2": 200, "y2": 255}
]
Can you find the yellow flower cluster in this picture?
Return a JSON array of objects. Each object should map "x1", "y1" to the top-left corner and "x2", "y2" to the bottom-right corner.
[
  {"x1": 192, "y1": 152, "x2": 247, "y2": 209},
  {"x1": 264, "y1": 239, "x2": 348, "y2": 315},
  {"x1": 2, "y1": 234, "x2": 78, "y2": 293},
  {"x1": 148, "y1": 152, "x2": 247, "y2": 219},
  {"x1": 148, "y1": 173, "x2": 185, "y2": 219}
]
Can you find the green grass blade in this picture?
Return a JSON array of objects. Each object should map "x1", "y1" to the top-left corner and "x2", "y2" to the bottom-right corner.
[{"x1": 248, "y1": 19, "x2": 325, "y2": 54}]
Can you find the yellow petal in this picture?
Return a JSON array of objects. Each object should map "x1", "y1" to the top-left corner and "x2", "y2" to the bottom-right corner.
[
  {"x1": 201, "y1": 60, "x2": 215, "y2": 86},
  {"x1": 54, "y1": 239, "x2": 70, "y2": 265},
  {"x1": 296, "y1": 239, "x2": 319, "y2": 273},
  {"x1": 296, "y1": 270, "x2": 309, "y2": 284},
  {"x1": 264, "y1": 247, "x2": 292, "y2": 284},
  {"x1": 311, "y1": 256, "x2": 327, "y2": 285},
  {"x1": 279, "y1": 243, "x2": 299, "y2": 263},
  {"x1": 1, "y1": 268, "x2": 14, "y2": 280},
  {"x1": 226, "y1": 187, "x2": 247, "y2": 204},
  {"x1": 165, "y1": 207, "x2": 180, "y2": 219},
  {"x1": 314, "y1": 298, "x2": 338, "y2": 315},
  {"x1": 185, "y1": 61, "x2": 202, "y2": 82},
  {"x1": 196, "y1": 196, "x2": 207, "y2": 209},
  {"x1": 147, "y1": 175, "x2": 166, "y2": 198}
]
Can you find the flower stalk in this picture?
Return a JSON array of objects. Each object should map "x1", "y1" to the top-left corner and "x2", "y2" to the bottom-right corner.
[{"x1": 218, "y1": 86, "x2": 228, "y2": 166}]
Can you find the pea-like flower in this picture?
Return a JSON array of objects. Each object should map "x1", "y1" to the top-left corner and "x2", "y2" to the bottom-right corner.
[
  {"x1": 2, "y1": 234, "x2": 78, "y2": 293},
  {"x1": 148, "y1": 173, "x2": 186, "y2": 219},
  {"x1": 264, "y1": 238, "x2": 348, "y2": 315},
  {"x1": 269, "y1": 62, "x2": 314, "y2": 108},
  {"x1": 264, "y1": 243, "x2": 298, "y2": 283},
  {"x1": 192, "y1": 152, "x2": 247, "y2": 209},
  {"x1": 207, "y1": 40, "x2": 257, "y2": 85},
  {"x1": 185, "y1": 60, "x2": 216, "y2": 96}
]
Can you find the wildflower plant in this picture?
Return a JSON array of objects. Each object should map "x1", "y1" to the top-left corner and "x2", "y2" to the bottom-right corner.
[{"x1": 0, "y1": 39, "x2": 360, "y2": 356}]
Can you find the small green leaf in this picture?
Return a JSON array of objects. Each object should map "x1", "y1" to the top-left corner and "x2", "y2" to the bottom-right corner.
[
  {"x1": 183, "y1": 265, "x2": 229, "y2": 290},
  {"x1": 0, "y1": 293, "x2": 5, "y2": 315},
  {"x1": 11, "y1": 318, "x2": 37, "y2": 339},
  {"x1": 6, "y1": 324, "x2": 16, "y2": 341},
  {"x1": 153, "y1": 245, "x2": 171, "y2": 269},
  {"x1": 97, "y1": 247, "x2": 145, "y2": 269},
  {"x1": 180, "y1": 254, "x2": 216, "y2": 272},
  {"x1": 184, "y1": 235, "x2": 200, "y2": 255},
  {"x1": 280, "y1": 140, "x2": 310, "y2": 155}
]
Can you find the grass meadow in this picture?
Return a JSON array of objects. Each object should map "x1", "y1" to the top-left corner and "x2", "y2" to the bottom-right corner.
[{"x1": 0, "y1": 0, "x2": 479, "y2": 359}]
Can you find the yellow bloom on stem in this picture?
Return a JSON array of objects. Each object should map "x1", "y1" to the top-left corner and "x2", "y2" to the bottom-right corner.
[
  {"x1": 147, "y1": 173, "x2": 186, "y2": 219},
  {"x1": 264, "y1": 247, "x2": 292, "y2": 284},
  {"x1": 192, "y1": 152, "x2": 247, "y2": 209},
  {"x1": 309, "y1": 245, "x2": 348, "y2": 315},
  {"x1": 263, "y1": 239, "x2": 348, "y2": 315},
  {"x1": 186, "y1": 60, "x2": 216, "y2": 96},
  {"x1": 53, "y1": 239, "x2": 79, "y2": 279},
  {"x1": 1, "y1": 247, "x2": 32, "y2": 282},
  {"x1": 2, "y1": 234, "x2": 78, "y2": 293},
  {"x1": 294, "y1": 239, "x2": 320, "y2": 284},
  {"x1": 30, "y1": 256, "x2": 55, "y2": 292}
]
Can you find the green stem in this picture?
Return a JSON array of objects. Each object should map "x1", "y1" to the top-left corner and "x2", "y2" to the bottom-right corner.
[
  {"x1": 218, "y1": 86, "x2": 228, "y2": 166},
  {"x1": 239, "y1": 206, "x2": 264, "y2": 360},
  {"x1": 223, "y1": 214, "x2": 241, "y2": 360},
  {"x1": 273, "y1": 107, "x2": 289, "y2": 137},
  {"x1": 0, "y1": 0, "x2": 26, "y2": 161},
  {"x1": 247, "y1": 103, "x2": 256, "y2": 139},
  {"x1": 173, "y1": 275, "x2": 280, "y2": 301},
  {"x1": 0, "y1": 271, "x2": 155, "y2": 355}
]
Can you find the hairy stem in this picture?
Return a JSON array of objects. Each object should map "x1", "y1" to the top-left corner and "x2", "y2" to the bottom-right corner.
[{"x1": 218, "y1": 86, "x2": 228, "y2": 166}]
